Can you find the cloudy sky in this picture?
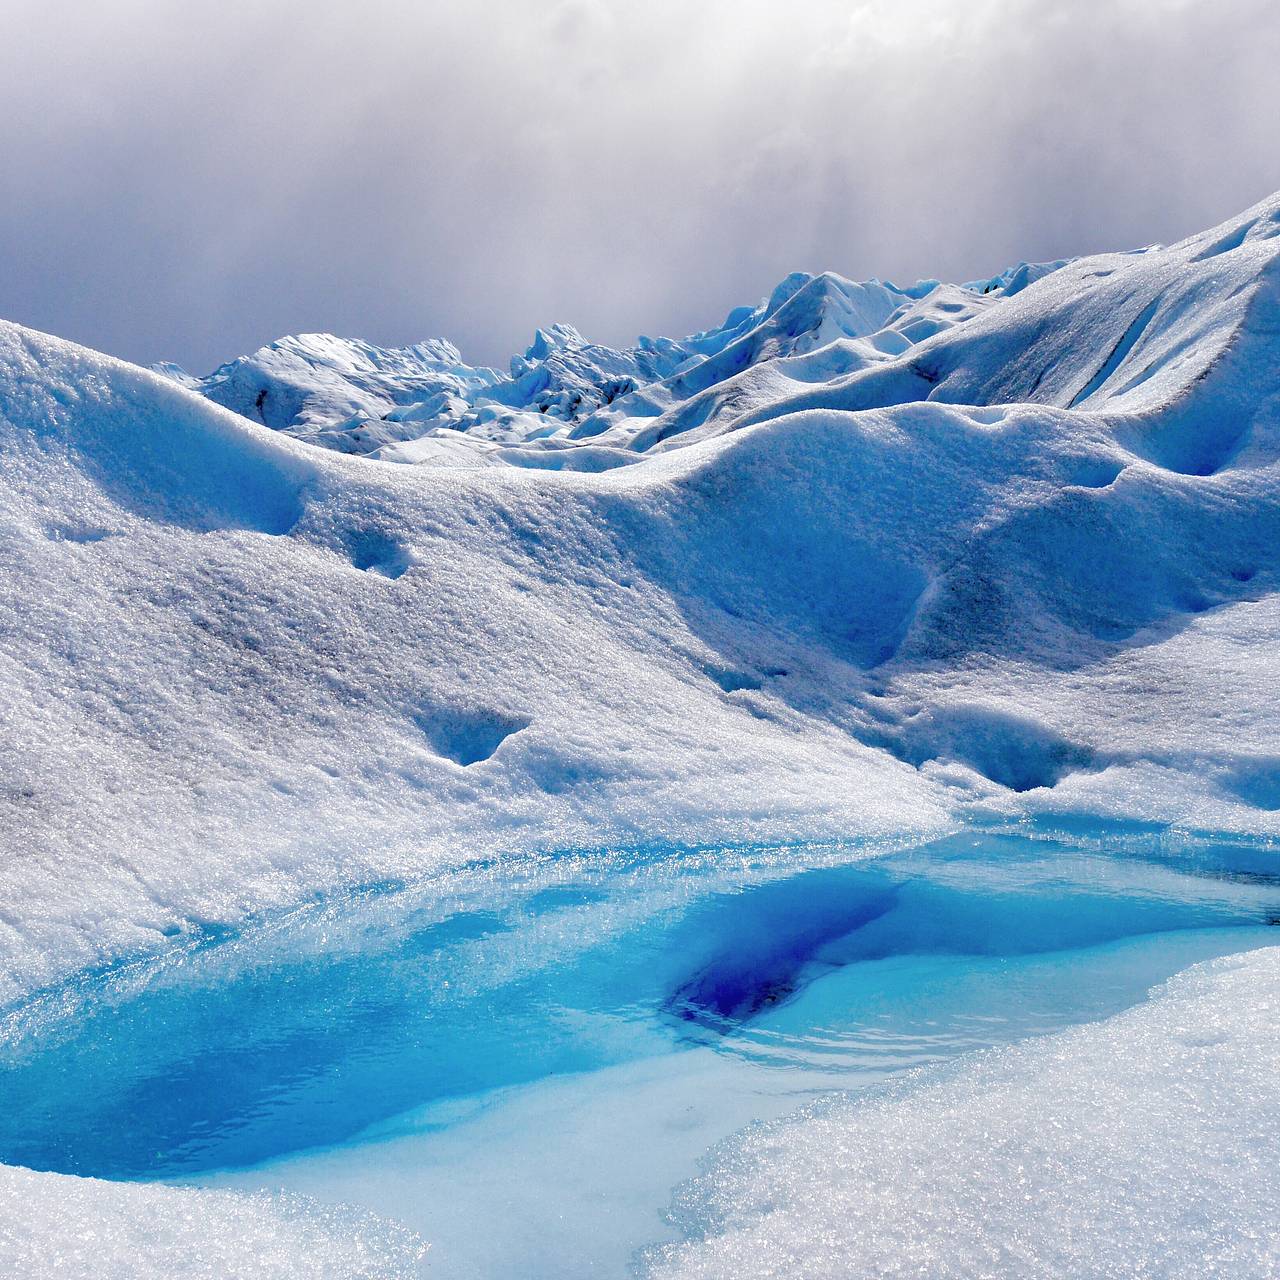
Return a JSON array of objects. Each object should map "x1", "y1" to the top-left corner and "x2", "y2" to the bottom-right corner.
[{"x1": 2, "y1": 0, "x2": 1277, "y2": 372}]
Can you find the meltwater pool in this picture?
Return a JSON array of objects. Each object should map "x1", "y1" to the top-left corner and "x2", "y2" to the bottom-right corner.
[{"x1": 2, "y1": 824, "x2": 1278, "y2": 1276}]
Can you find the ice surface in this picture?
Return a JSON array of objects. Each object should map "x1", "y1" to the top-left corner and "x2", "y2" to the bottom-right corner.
[
  {"x1": 7, "y1": 828, "x2": 1277, "y2": 1182},
  {"x1": 264, "y1": 928, "x2": 1275, "y2": 1279},
  {"x1": 5, "y1": 828, "x2": 1276, "y2": 1278},
  {"x1": 0, "y1": 1165, "x2": 425, "y2": 1279},
  {"x1": 649, "y1": 946, "x2": 1280, "y2": 1280}
]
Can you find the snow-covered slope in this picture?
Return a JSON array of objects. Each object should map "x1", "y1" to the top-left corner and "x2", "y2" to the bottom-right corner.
[
  {"x1": 8, "y1": 192, "x2": 1280, "y2": 1002},
  {"x1": 729, "y1": 201, "x2": 1280, "y2": 472},
  {"x1": 1, "y1": 320, "x2": 955, "y2": 1003}
]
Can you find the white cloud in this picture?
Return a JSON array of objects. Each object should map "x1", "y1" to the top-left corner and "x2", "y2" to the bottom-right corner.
[{"x1": 0, "y1": 0, "x2": 1276, "y2": 370}]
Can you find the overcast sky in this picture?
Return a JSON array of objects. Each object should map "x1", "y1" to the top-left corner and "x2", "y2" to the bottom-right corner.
[{"x1": 1, "y1": 0, "x2": 1278, "y2": 372}]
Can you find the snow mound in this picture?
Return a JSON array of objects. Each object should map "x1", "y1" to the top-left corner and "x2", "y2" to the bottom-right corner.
[
  {"x1": 649, "y1": 946, "x2": 1280, "y2": 1280},
  {"x1": 0, "y1": 1165, "x2": 426, "y2": 1279},
  {"x1": 4, "y1": 324, "x2": 315, "y2": 534},
  {"x1": 171, "y1": 333, "x2": 502, "y2": 455}
]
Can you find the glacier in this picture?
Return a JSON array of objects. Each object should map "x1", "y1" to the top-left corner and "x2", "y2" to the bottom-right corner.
[
  {"x1": 157, "y1": 263, "x2": 1067, "y2": 466},
  {"x1": 3, "y1": 193, "x2": 1280, "y2": 1275}
]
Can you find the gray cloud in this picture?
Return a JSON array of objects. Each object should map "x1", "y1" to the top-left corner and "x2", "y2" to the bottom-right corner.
[{"x1": 0, "y1": 0, "x2": 1277, "y2": 372}]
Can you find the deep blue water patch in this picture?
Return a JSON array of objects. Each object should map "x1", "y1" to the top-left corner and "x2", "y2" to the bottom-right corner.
[
  {"x1": 1, "y1": 827, "x2": 1277, "y2": 1182},
  {"x1": 665, "y1": 872, "x2": 900, "y2": 1026}
]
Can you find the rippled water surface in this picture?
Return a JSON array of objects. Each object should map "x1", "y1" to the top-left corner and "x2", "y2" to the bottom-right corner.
[{"x1": 3, "y1": 825, "x2": 1278, "y2": 1275}]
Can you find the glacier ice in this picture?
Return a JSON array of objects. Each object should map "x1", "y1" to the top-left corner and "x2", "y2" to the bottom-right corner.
[
  {"x1": 159, "y1": 270, "x2": 992, "y2": 465},
  {"x1": 5, "y1": 191, "x2": 1280, "y2": 1275}
]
